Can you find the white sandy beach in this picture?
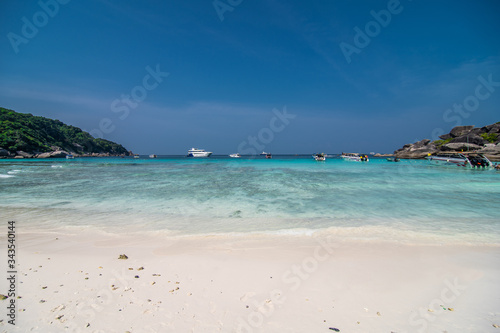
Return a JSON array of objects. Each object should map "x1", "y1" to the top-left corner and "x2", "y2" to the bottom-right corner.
[{"x1": 2, "y1": 229, "x2": 500, "y2": 333}]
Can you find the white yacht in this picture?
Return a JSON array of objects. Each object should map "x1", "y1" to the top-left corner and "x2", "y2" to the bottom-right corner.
[
  {"x1": 187, "y1": 148, "x2": 212, "y2": 157},
  {"x1": 426, "y1": 152, "x2": 492, "y2": 168},
  {"x1": 229, "y1": 153, "x2": 241, "y2": 158}
]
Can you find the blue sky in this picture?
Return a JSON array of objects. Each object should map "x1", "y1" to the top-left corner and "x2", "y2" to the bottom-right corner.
[{"x1": 1, "y1": 0, "x2": 499, "y2": 155}]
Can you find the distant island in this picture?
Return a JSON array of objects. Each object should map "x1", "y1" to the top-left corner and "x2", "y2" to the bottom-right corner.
[
  {"x1": 394, "y1": 122, "x2": 500, "y2": 161},
  {"x1": 0, "y1": 107, "x2": 131, "y2": 158}
]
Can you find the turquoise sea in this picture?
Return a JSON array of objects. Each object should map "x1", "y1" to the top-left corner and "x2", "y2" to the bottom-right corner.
[{"x1": 1, "y1": 156, "x2": 499, "y2": 244}]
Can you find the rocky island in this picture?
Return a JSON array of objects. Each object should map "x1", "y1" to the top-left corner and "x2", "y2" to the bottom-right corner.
[
  {"x1": 0, "y1": 107, "x2": 131, "y2": 158},
  {"x1": 394, "y1": 122, "x2": 500, "y2": 161}
]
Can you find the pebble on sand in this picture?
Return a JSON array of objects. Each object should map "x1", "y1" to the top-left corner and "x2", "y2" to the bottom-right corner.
[{"x1": 118, "y1": 254, "x2": 128, "y2": 260}]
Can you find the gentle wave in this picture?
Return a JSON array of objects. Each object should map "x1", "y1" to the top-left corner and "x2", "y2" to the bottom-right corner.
[
  {"x1": 0, "y1": 174, "x2": 15, "y2": 178},
  {"x1": 1, "y1": 156, "x2": 499, "y2": 245}
]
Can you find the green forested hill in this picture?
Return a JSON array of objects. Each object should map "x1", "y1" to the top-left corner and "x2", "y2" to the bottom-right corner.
[{"x1": 0, "y1": 107, "x2": 129, "y2": 156}]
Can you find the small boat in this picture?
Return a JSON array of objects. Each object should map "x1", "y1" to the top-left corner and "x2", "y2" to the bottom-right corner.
[
  {"x1": 229, "y1": 153, "x2": 241, "y2": 158},
  {"x1": 149, "y1": 154, "x2": 157, "y2": 158},
  {"x1": 187, "y1": 148, "x2": 212, "y2": 157},
  {"x1": 66, "y1": 154, "x2": 74, "y2": 159},
  {"x1": 426, "y1": 152, "x2": 492, "y2": 168},
  {"x1": 313, "y1": 153, "x2": 326, "y2": 161},
  {"x1": 386, "y1": 157, "x2": 400, "y2": 162},
  {"x1": 133, "y1": 155, "x2": 140, "y2": 159},
  {"x1": 265, "y1": 153, "x2": 272, "y2": 159},
  {"x1": 260, "y1": 151, "x2": 268, "y2": 156},
  {"x1": 341, "y1": 153, "x2": 369, "y2": 162}
]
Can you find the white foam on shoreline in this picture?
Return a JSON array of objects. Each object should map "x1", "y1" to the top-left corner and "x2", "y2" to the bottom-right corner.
[
  {"x1": 13, "y1": 222, "x2": 500, "y2": 247},
  {"x1": 0, "y1": 174, "x2": 14, "y2": 178}
]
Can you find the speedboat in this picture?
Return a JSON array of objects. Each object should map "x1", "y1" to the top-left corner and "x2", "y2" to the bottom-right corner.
[
  {"x1": 386, "y1": 157, "x2": 400, "y2": 162},
  {"x1": 265, "y1": 153, "x2": 272, "y2": 159},
  {"x1": 341, "y1": 153, "x2": 369, "y2": 162},
  {"x1": 149, "y1": 154, "x2": 157, "y2": 158},
  {"x1": 133, "y1": 155, "x2": 140, "y2": 159},
  {"x1": 260, "y1": 151, "x2": 268, "y2": 155},
  {"x1": 229, "y1": 153, "x2": 241, "y2": 158},
  {"x1": 66, "y1": 154, "x2": 74, "y2": 159},
  {"x1": 313, "y1": 153, "x2": 326, "y2": 161},
  {"x1": 425, "y1": 152, "x2": 492, "y2": 168},
  {"x1": 187, "y1": 148, "x2": 212, "y2": 157}
]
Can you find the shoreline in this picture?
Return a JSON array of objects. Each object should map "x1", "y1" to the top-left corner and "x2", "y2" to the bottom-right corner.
[{"x1": 2, "y1": 229, "x2": 499, "y2": 332}]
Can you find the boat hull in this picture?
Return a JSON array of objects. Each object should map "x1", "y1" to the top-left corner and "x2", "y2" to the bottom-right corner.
[
  {"x1": 187, "y1": 152, "x2": 212, "y2": 157},
  {"x1": 341, "y1": 154, "x2": 368, "y2": 162},
  {"x1": 426, "y1": 153, "x2": 492, "y2": 168}
]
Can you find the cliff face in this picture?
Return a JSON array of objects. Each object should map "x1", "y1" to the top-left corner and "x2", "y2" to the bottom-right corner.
[
  {"x1": 394, "y1": 123, "x2": 500, "y2": 161},
  {"x1": 0, "y1": 107, "x2": 131, "y2": 158}
]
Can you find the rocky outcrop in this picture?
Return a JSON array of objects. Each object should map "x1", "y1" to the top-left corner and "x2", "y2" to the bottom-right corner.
[
  {"x1": 449, "y1": 125, "x2": 474, "y2": 138},
  {"x1": 16, "y1": 151, "x2": 35, "y2": 158},
  {"x1": 479, "y1": 143, "x2": 500, "y2": 161},
  {"x1": 395, "y1": 122, "x2": 500, "y2": 161},
  {"x1": 36, "y1": 150, "x2": 69, "y2": 158},
  {"x1": 0, "y1": 147, "x2": 10, "y2": 157},
  {"x1": 448, "y1": 134, "x2": 486, "y2": 146},
  {"x1": 441, "y1": 143, "x2": 483, "y2": 151},
  {"x1": 393, "y1": 139, "x2": 439, "y2": 159}
]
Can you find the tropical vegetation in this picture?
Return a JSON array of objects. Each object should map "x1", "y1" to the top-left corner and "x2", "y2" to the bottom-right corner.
[{"x1": 0, "y1": 107, "x2": 129, "y2": 155}]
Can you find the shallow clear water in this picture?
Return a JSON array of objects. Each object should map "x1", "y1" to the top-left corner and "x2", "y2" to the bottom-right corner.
[{"x1": 1, "y1": 156, "x2": 499, "y2": 243}]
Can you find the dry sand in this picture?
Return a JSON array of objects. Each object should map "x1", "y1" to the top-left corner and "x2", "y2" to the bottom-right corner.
[{"x1": 1, "y1": 229, "x2": 500, "y2": 332}]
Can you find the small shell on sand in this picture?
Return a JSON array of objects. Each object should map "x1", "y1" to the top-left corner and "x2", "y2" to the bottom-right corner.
[{"x1": 118, "y1": 254, "x2": 128, "y2": 260}]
